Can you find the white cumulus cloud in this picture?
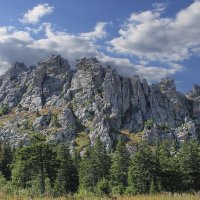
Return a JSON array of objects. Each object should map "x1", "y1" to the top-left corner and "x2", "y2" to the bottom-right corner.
[
  {"x1": 109, "y1": 1, "x2": 200, "y2": 63},
  {"x1": 0, "y1": 21, "x2": 108, "y2": 73},
  {"x1": 80, "y1": 22, "x2": 108, "y2": 40},
  {"x1": 20, "y1": 4, "x2": 54, "y2": 24},
  {"x1": 0, "y1": 1, "x2": 199, "y2": 83}
]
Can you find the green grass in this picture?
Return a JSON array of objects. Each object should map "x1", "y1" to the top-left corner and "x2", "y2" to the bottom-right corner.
[
  {"x1": 75, "y1": 131, "x2": 90, "y2": 153},
  {"x1": 120, "y1": 129, "x2": 144, "y2": 144},
  {"x1": 1, "y1": 193, "x2": 200, "y2": 200},
  {"x1": 119, "y1": 193, "x2": 200, "y2": 200}
]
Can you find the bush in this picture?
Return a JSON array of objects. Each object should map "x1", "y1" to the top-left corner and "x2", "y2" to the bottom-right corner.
[
  {"x1": 95, "y1": 178, "x2": 110, "y2": 196},
  {"x1": 144, "y1": 120, "x2": 154, "y2": 130},
  {"x1": 111, "y1": 184, "x2": 124, "y2": 195},
  {"x1": 51, "y1": 114, "x2": 60, "y2": 127},
  {"x1": 159, "y1": 123, "x2": 169, "y2": 131},
  {"x1": 0, "y1": 103, "x2": 9, "y2": 116},
  {"x1": 22, "y1": 119, "x2": 33, "y2": 130},
  {"x1": 0, "y1": 174, "x2": 16, "y2": 195}
]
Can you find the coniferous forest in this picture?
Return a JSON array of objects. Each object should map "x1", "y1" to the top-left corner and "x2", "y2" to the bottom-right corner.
[{"x1": 1, "y1": 134, "x2": 200, "y2": 199}]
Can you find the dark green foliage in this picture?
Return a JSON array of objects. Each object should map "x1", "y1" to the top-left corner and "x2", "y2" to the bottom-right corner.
[
  {"x1": 54, "y1": 144, "x2": 78, "y2": 196},
  {"x1": 159, "y1": 123, "x2": 169, "y2": 131},
  {"x1": 127, "y1": 143, "x2": 160, "y2": 194},
  {"x1": 0, "y1": 103, "x2": 9, "y2": 116},
  {"x1": 179, "y1": 140, "x2": 200, "y2": 192},
  {"x1": 79, "y1": 137, "x2": 111, "y2": 191},
  {"x1": 110, "y1": 141, "x2": 130, "y2": 194},
  {"x1": 144, "y1": 120, "x2": 154, "y2": 129},
  {"x1": 0, "y1": 142, "x2": 13, "y2": 180},
  {"x1": 21, "y1": 119, "x2": 33, "y2": 130},
  {"x1": 95, "y1": 178, "x2": 110, "y2": 196},
  {"x1": 156, "y1": 141, "x2": 181, "y2": 193},
  {"x1": 12, "y1": 134, "x2": 56, "y2": 194},
  {"x1": 2, "y1": 134, "x2": 200, "y2": 197},
  {"x1": 51, "y1": 113, "x2": 60, "y2": 127}
]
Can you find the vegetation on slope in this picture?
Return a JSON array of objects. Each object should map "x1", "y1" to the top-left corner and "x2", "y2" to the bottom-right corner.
[{"x1": 1, "y1": 134, "x2": 200, "y2": 199}]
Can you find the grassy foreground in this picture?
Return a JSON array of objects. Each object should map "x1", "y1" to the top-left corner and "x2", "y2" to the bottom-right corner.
[{"x1": 1, "y1": 193, "x2": 200, "y2": 200}]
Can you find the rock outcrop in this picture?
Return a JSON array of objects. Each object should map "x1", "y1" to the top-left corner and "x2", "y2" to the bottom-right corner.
[{"x1": 0, "y1": 55, "x2": 199, "y2": 152}]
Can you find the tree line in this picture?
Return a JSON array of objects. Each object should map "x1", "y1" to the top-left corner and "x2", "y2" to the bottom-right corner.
[{"x1": 1, "y1": 134, "x2": 200, "y2": 197}]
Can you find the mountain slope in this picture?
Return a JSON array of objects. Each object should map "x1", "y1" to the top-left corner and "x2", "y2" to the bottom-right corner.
[{"x1": 0, "y1": 55, "x2": 199, "y2": 152}]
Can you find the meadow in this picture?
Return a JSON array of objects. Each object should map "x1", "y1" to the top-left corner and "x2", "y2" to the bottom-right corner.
[{"x1": 1, "y1": 193, "x2": 200, "y2": 200}]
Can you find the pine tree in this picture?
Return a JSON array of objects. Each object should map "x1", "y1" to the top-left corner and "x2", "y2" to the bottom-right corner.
[
  {"x1": 156, "y1": 141, "x2": 181, "y2": 193},
  {"x1": 54, "y1": 144, "x2": 78, "y2": 196},
  {"x1": 110, "y1": 141, "x2": 130, "y2": 194},
  {"x1": 79, "y1": 137, "x2": 111, "y2": 191},
  {"x1": 79, "y1": 147, "x2": 94, "y2": 190},
  {"x1": 12, "y1": 145, "x2": 35, "y2": 189},
  {"x1": 179, "y1": 140, "x2": 200, "y2": 192},
  {"x1": 12, "y1": 134, "x2": 56, "y2": 194},
  {"x1": 127, "y1": 143, "x2": 158, "y2": 194},
  {"x1": 0, "y1": 141, "x2": 13, "y2": 180}
]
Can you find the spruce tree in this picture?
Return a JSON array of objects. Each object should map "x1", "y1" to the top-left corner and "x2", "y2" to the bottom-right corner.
[
  {"x1": 127, "y1": 143, "x2": 158, "y2": 194},
  {"x1": 12, "y1": 134, "x2": 56, "y2": 194},
  {"x1": 79, "y1": 137, "x2": 111, "y2": 191},
  {"x1": 110, "y1": 141, "x2": 129, "y2": 194},
  {"x1": 0, "y1": 141, "x2": 13, "y2": 180},
  {"x1": 179, "y1": 140, "x2": 200, "y2": 192},
  {"x1": 54, "y1": 144, "x2": 78, "y2": 196},
  {"x1": 156, "y1": 141, "x2": 181, "y2": 193}
]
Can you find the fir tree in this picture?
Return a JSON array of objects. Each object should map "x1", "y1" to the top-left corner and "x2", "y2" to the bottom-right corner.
[
  {"x1": 54, "y1": 144, "x2": 78, "y2": 196},
  {"x1": 179, "y1": 140, "x2": 200, "y2": 192},
  {"x1": 127, "y1": 143, "x2": 159, "y2": 194},
  {"x1": 12, "y1": 134, "x2": 56, "y2": 194},
  {"x1": 0, "y1": 141, "x2": 13, "y2": 180},
  {"x1": 156, "y1": 141, "x2": 181, "y2": 193},
  {"x1": 110, "y1": 141, "x2": 130, "y2": 194},
  {"x1": 79, "y1": 137, "x2": 111, "y2": 191}
]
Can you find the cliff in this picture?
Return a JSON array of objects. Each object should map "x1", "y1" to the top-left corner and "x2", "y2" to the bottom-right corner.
[{"x1": 0, "y1": 55, "x2": 199, "y2": 152}]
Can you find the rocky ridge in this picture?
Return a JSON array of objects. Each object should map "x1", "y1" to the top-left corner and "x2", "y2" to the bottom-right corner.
[{"x1": 0, "y1": 55, "x2": 199, "y2": 153}]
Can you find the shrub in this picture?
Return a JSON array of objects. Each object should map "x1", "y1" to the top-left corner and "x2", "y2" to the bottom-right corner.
[
  {"x1": 144, "y1": 120, "x2": 154, "y2": 130},
  {"x1": 112, "y1": 184, "x2": 124, "y2": 195},
  {"x1": 22, "y1": 119, "x2": 33, "y2": 130},
  {"x1": 0, "y1": 103, "x2": 9, "y2": 116},
  {"x1": 95, "y1": 178, "x2": 110, "y2": 196},
  {"x1": 51, "y1": 113, "x2": 59, "y2": 127},
  {"x1": 159, "y1": 123, "x2": 169, "y2": 131}
]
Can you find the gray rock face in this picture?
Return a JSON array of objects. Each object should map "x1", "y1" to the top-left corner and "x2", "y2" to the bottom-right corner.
[
  {"x1": 143, "y1": 117, "x2": 197, "y2": 145},
  {"x1": 0, "y1": 55, "x2": 199, "y2": 150},
  {"x1": 0, "y1": 62, "x2": 28, "y2": 107},
  {"x1": 20, "y1": 55, "x2": 71, "y2": 111},
  {"x1": 33, "y1": 113, "x2": 51, "y2": 131},
  {"x1": 186, "y1": 84, "x2": 200, "y2": 126},
  {"x1": 57, "y1": 108, "x2": 77, "y2": 130}
]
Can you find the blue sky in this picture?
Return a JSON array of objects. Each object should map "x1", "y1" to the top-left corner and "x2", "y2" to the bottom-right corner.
[{"x1": 0, "y1": 0, "x2": 199, "y2": 92}]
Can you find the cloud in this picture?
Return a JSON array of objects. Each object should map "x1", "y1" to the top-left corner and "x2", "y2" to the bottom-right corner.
[
  {"x1": 0, "y1": 1, "x2": 199, "y2": 83},
  {"x1": 98, "y1": 54, "x2": 183, "y2": 81},
  {"x1": 135, "y1": 64, "x2": 183, "y2": 81},
  {"x1": 0, "y1": 21, "x2": 108, "y2": 73},
  {"x1": 80, "y1": 22, "x2": 108, "y2": 40},
  {"x1": 0, "y1": 21, "x2": 183, "y2": 82},
  {"x1": 152, "y1": 2, "x2": 168, "y2": 12},
  {"x1": 109, "y1": 1, "x2": 200, "y2": 63},
  {"x1": 20, "y1": 4, "x2": 54, "y2": 24},
  {"x1": 28, "y1": 23, "x2": 101, "y2": 61}
]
